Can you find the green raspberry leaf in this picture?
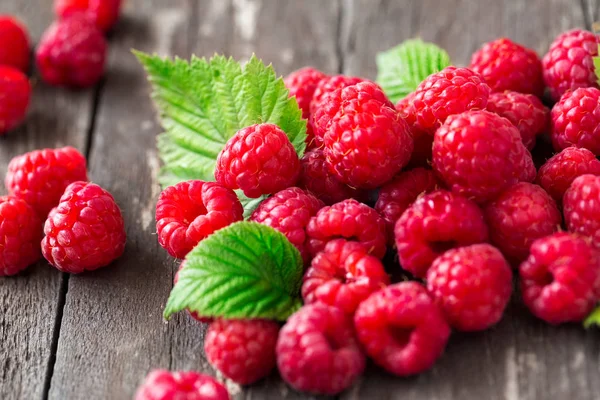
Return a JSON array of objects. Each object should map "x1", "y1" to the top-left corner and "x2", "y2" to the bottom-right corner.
[
  {"x1": 584, "y1": 304, "x2": 600, "y2": 328},
  {"x1": 164, "y1": 221, "x2": 303, "y2": 321},
  {"x1": 236, "y1": 190, "x2": 268, "y2": 219},
  {"x1": 376, "y1": 38, "x2": 451, "y2": 103},
  {"x1": 594, "y1": 44, "x2": 600, "y2": 85}
]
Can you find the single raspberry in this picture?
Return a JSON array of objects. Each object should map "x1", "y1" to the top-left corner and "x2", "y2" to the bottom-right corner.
[
  {"x1": 174, "y1": 262, "x2": 213, "y2": 324},
  {"x1": 484, "y1": 183, "x2": 561, "y2": 262},
  {"x1": 412, "y1": 66, "x2": 490, "y2": 134},
  {"x1": 36, "y1": 14, "x2": 107, "y2": 88},
  {"x1": 537, "y1": 147, "x2": 600, "y2": 204},
  {"x1": 0, "y1": 196, "x2": 42, "y2": 276},
  {"x1": 550, "y1": 87, "x2": 600, "y2": 155},
  {"x1": 134, "y1": 369, "x2": 230, "y2": 400},
  {"x1": 249, "y1": 187, "x2": 323, "y2": 263},
  {"x1": 0, "y1": 15, "x2": 30, "y2": 72},
  {"x1": 469, "y1": 38, "x2": 544, "y2": 97},
  {"x1": 0, "y1": 66, "x2": 30, "y2": 135},
  {"x1": 564, "y1": 174, "x2": 600, "y2": 247},
  {"x1": 302, "y1": 239, "x2": 389, "y2": 314},
  {"x1": 542, "y1": 29, "x2": 599, "y2": 101},
  {"x1": 156, "y1": 180, "x2": 242, "y2": 259},
  {"x1": 395, "y1": 93, "x2": 433, "y2": 167},
  {"x1": 432, "y1": 110, "x2": 535, "y2": 204},
  {"x1": 215, "y1": 123, "x2": 300, "y2": 198},
  {"x1": 5, "y1": 146, "x2": 88, "y2": 218},
  {"x1": 306, "y1": 199, "x2": 387, "y2": 259},
  {"x1": 427, "y1": 244, "x2": 513, "y2": 331},
  {"x1": 309, "y1": 75, "x2": 365, "y2": 117},
  {"x1": 486, "y1": 91, "x2": 549, "y2": 150},
  {"x1": 277, "y1": 303, "x2": 365, "y2": 395},
  {"x1": 520, "y1": 232, "x2": 600, "y2": 324},
  {"x1": 41, "y1": 181, "x2": 126, "y2": 273},
  {"x1": 54, "y1": 0, "x2": 122, "y2": 33},
  {"x1": 394, "y1": 190, "x2": 488, "y2": 278},
  {"x1": 204, "y1": 319, "x2": 279, "y2": 385},
  {"x1": 354, "y1": 282, "x2": 450, "y2": 376}
]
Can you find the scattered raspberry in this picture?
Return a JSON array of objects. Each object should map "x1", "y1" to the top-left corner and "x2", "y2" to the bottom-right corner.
[
  {"x1": 520, "y1": 232, "x2": 600, "y2": 324},
  {"x1": 54, "y1": 0, "x2": 122, "y2": 33},
  {"x1": 542, "y1": 29, "x2": 599, "y2": 101},
  {"x1": 156, "y1": 180, "x2": 243, "y2": 259},
  {"x1": 205, "y1": 319, "x2": 279, "y2": 385},
  {"x1": 395, "y1": 93, "x2": 433, "y2": 167},
  {"x1": 484, "y1": 183, "x2": 561, "y2": 262},
  {"x1": 174, "y1": 262, "x2": 213, "y2": 324},
  {"x1": 215, "y1": 123, "x2": 300, "y2": 198},
  {"x1": 394, "y1": 190, "x2": 488, "y2": 278},
  {"x1": 277, "y1": 303, "x2": 365, "y2": 395},
  {"x1": 41, "y1": 181, "x2": 126, "y2": 273},
  {"x1": 432, "y1": 110, "x2": 534, "y2": 204},
  {"x1": 354, "y1": 282, "x2": 450, "y2": 376},
  {"x1": 0, "y1": 196, "x2": 42, "y2": 276},
  {"x1": 306, "y1": 199, "x2": 387, "y2": 259},
  {"x1": 5, "y1": 146, "x2": 88, "y2": 218},
  {"x1": 36, "y1": 14, "x2": 107, "y2": 87},
  {"x1": 0, "y1": 66, "x2": 30, "y2": 135},
  {"x1": 134, "y1": 369, "x2": 230, "y2": 400},
  {"x1": 564, "y1": 174, "x2": 600, "y2": 247},
  {"x1": 0, "y1": 15, "x2": 30, "y2": 72}
]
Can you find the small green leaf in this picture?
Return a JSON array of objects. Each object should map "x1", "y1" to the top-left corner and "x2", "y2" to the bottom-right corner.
[
  {"x1": 236, "y1": 190, "x2": 269, "y2": 219},
  {"x1": 376, "y1": 39, "x2": 451, "y2": 103},
  {"x1": 584, "y1": 305, "x2": 600, "y2": 328},
  {"x1": 164, "y1": 221, "x2": 303, "y2": 321}
]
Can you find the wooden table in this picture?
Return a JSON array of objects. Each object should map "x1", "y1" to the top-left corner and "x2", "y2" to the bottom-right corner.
[{"x1": 1, "y1": 0, "x2": 600, "y2": 399}]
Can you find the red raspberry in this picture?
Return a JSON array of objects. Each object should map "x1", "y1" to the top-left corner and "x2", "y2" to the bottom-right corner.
[
  {"x1": 174, "y1": 262, "x2": 213, "y2": 324},
  {"x1": 134, "y1": 369, "x2": 229, "y2": 400},
  {"x1": 204, "y1": 319, "x2": 279, "y2": 385},
  {"x1": 550, "y1": 87, "x2": 600, "y2": 155},
  {"x1": 0, "y1": 16, "x2": 30, "y2": 72},
  {"x1": 354, "y1": 282, "x2": 450, "y2": 376},
  {"x1": 41, "y1": 181, "x2": 126, "y2": 273},
  {"x1": 412, "y1": 66, "x2": 490, "y2": 134},
  {"x1": 54, "y1": 0, "x2": 122, "y2": 33},
  {"x1": 469, "y1": 38, "x2": 544, "y2": 97},
  {"x1": 432, "y1": 110, "x2": 534, "y2": 204},
  {"x1": 0, "y1": 196, "x2": 42, "y2": 276},
  {"x1": 306, "y1": 199, "x2": 387, "y2": 259},
  {"x1": 537, "y1": 147, "x2": 600, "y2": 204},
  {"x1": 395, "y1": 93, "x2": 433, "y2": 167},
  {"x1": 542, "y1": 29, "x2": 599, "y2": 101},
  {"x1": 519, "y1": 232, "x2": 600, "y2": 324},
  {"x1": 486, "y1": 91, "x2": 549, "y2": 150},
  {"x1": 36, "y1": 14, "x2": 107, "y2": 88},
  {"x1": 5, "y1": 146, "x2": 88, "y2": 218},
  {"x1": 156, "y1": 180, "x2": 243, "y2": 259},
  {"x1": 277, "y1": 303, "x2": 365, "y2": 395},
  {"x1": 564, "y1": 174, "x2": 600, "y2": 247},
  {"x1": 215, "y1": 123, "x2": 300, "y2": 198},
  {"x1": 484, "y1": 183, "x2": 561, "y2": 262},
  {"x1": 249, "y1": 187, "x2": 323, "y2": 263},
  {"x1": 302, "y1": 239, "x2": 389, "y2": 314},
  {"x1": 394, "y1": 190, "x2": 488, "y2": 278},
  {"x1": 0, "y1": 66, "x2": 30, "y2": 135},
  {"x1": 309, "y1": 75, "x2": 365, "y2": 116},
  {"x1": 427, "y1": 244, "x2": 513, "y2": 331}
]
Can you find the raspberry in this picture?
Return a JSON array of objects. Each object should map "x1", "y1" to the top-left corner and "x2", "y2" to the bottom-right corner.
[
  {"x1": 156, "y1": 180, "x2": 243, "y2": 259},
  {"x1": 306, "y1": 199, "x2": 387, "y2": 259},
  {"x1": 427, "y1": 244, "x2": 513, "y2": 331},
  {"x1": 486, "y1": 91, "x2": 549, "y2": 150},
  {"x1": 174, "y1": 262, "x2": 213, "y2": 324},
  {"x1": 134, "y1": 369, "x2": 229, "y2": 400},
  {"x1": 309, "y1": 75, "x2": 365, "y2": 117},
  {"x1": 354, "y1": 282, "x2": 450, "y2": 376},
  {"x1": 36, "y1": 14, "x2": 107, "y2": 87},
  {"x1": 542, "y1": 29, "x2": 599, "y2": 101},
  {"x1": 395, "y1": 93, "x2": 433, "y2": 167},
  {"x1": 204, "y1": 319, "x2": 279, "y2": 385},
  {"x1": 537, "y1": 147, "x2": 600, "y2": 204},
  {"x1": 0, "y1": 16, "x2": 30, "y2": 72},
  {"x1": 41, "y1": 181, "x2": 126, "y2": 273},
  {"x1": 249, "y1": 187, "x2": 323, "y2": 263},
  {"x1": 5, "y1": 146, "x2": 88, "y2": 218},
  {"x1": 412, "y1": 66, "x2": 490, "y2": 134},
  {"x1": 484, "y1": 183, "x2": 561, "y2": 262},
  {"x1": 215, "y1": 123, "x2": 300, "y2": 198},
  {"x1": 0, "y1": 66, "x2": 30, "y2": 135},
  {"x1": 302, "y1": 239, "x2": 389, "y2": 314},
  {"x1": 550, "y1": 87, "x2": 600, "y2": 155},
  {"x1": 394, "y1": 190, "x2": 488, "y2": 278},
  {"x1": 277, "y1": 303, "x2": 365, "y2": 395},
  {"x1": 469, "y1": 38, "x2": 544, "y2": 97},
  {"x1": 564, "y1": 174, "x2": 600, "y2": 247},
  {"x1": 432, "y1": 110, "x2": 535, "y2": 204},
  {"x1": 54, "y1": 0, "x2": 122, "y2": 33},
  {"x1": 0, "y1": 196, "x2": 42, "y2": 276},
  {"x1": 519, "y1": 232, "x2": 600, "y2": 324}
]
